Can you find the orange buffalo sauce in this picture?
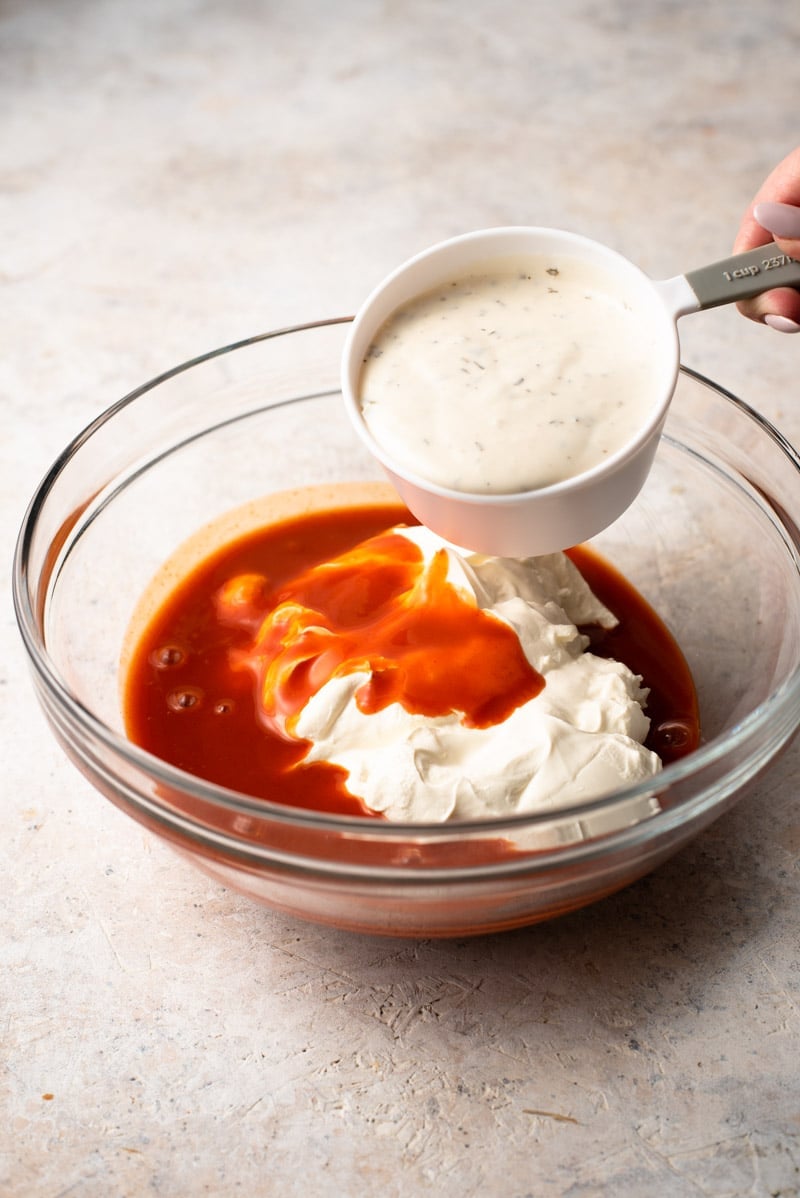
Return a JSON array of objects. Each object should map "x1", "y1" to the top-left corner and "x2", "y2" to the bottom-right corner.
[
  {"x1": 243, "y1": 528, "x2": 543, "y2": 737},
  {"x1": 122, "y1": 502, "x2": 700, "y2": 819}
]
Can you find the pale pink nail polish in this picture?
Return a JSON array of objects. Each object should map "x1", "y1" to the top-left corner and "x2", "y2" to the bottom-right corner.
[
  {"x1": 754, "y1": 201, "x2": 800, "y2": 240},
  {"x1": 764, "y1": 314, "x2": 800, "y2": 333}
]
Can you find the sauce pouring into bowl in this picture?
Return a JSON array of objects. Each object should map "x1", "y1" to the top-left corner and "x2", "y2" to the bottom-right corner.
[{"x1": 341, "y1": 226, "x2": 800, "y2": 555}]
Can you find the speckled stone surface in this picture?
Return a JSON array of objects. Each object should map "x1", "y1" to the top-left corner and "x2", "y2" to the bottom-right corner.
[{"x1": 3, "y1": 2, "x2": 800, "y2": 1194}]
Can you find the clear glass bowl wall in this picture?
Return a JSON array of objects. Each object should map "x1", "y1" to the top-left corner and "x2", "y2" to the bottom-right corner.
[{"x1": 14, "y1": 319, "x2": 800, "y2": 936}]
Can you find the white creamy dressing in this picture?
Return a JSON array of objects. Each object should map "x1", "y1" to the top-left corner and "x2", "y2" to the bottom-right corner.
[
  {"x1": 289, "y1": 526, "x2": 661, "y2": 823},
  {"x1": 358, "y1": 255, "x2": 663, "y2": 493}
]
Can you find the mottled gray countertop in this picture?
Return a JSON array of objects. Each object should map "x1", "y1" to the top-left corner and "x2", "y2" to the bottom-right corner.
[{"x1": 3, "y1": 2, "x2": 799, "y2": 1195}]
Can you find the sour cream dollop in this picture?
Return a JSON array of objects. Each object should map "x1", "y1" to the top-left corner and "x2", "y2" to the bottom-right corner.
[{"x1": 243, "y1": 525, "x2": 661, "y2": 822}]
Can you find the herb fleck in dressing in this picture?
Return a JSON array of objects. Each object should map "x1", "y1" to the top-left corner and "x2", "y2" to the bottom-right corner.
[{"x1": 358, "y1": 255, "x2": 663, "y2": 494}]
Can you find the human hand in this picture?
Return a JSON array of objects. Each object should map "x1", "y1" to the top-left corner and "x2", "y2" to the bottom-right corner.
[{"x1": 734, "y1": 147, "x2": 800, "y2": 332}]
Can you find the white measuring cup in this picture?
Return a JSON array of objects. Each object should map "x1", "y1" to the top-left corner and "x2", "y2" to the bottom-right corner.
[{"x1": 341, "y1": 226, "x2": 800, "y2": 556}]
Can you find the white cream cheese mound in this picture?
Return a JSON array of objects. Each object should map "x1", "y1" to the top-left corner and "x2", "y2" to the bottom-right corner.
[{"x1": 289, "y1": 525, "x2": 661, "y2": 822}]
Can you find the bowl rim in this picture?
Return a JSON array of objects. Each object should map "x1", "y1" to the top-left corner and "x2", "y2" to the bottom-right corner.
[{"x1": 13, "y1": 318, "x2": 800, "y2": 845}]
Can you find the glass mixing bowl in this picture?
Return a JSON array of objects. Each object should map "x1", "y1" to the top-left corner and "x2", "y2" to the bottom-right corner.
[{"x1": 13, "y1": 319, "x2": 800, "y2": 937}]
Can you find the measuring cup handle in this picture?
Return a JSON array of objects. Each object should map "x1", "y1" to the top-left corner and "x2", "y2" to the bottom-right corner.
[{"x1": 682, "y1": 241, "x2": 800, "y2": 310}]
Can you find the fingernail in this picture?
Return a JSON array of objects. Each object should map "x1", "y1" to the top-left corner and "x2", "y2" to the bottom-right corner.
[
  {"x1": 754, "y1": 201, "x2": 800, "y2": 240},
  {"x1": 764, "y1": 314, "x2": 800, "y2": 333}
]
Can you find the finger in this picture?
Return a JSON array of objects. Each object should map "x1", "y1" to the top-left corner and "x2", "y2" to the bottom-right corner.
[
  {"x1": 734, "y1": 149, "x2": 800, "y2": 328},
  {"x1": 750, "y1": 202, "x2": 800, "y2": 270},
  {"x1": 733, "y1": 146, "x2": 800, "y2": 253},
  {"x1": 734, "y1": 208, "x2": 775, "y2": 255},
  {"x1": 735, "y1": 205, "x2": 800, "y2": 259},
  {"x1": 737, "y1": 285, "x2": 800, "y2": 331}
]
